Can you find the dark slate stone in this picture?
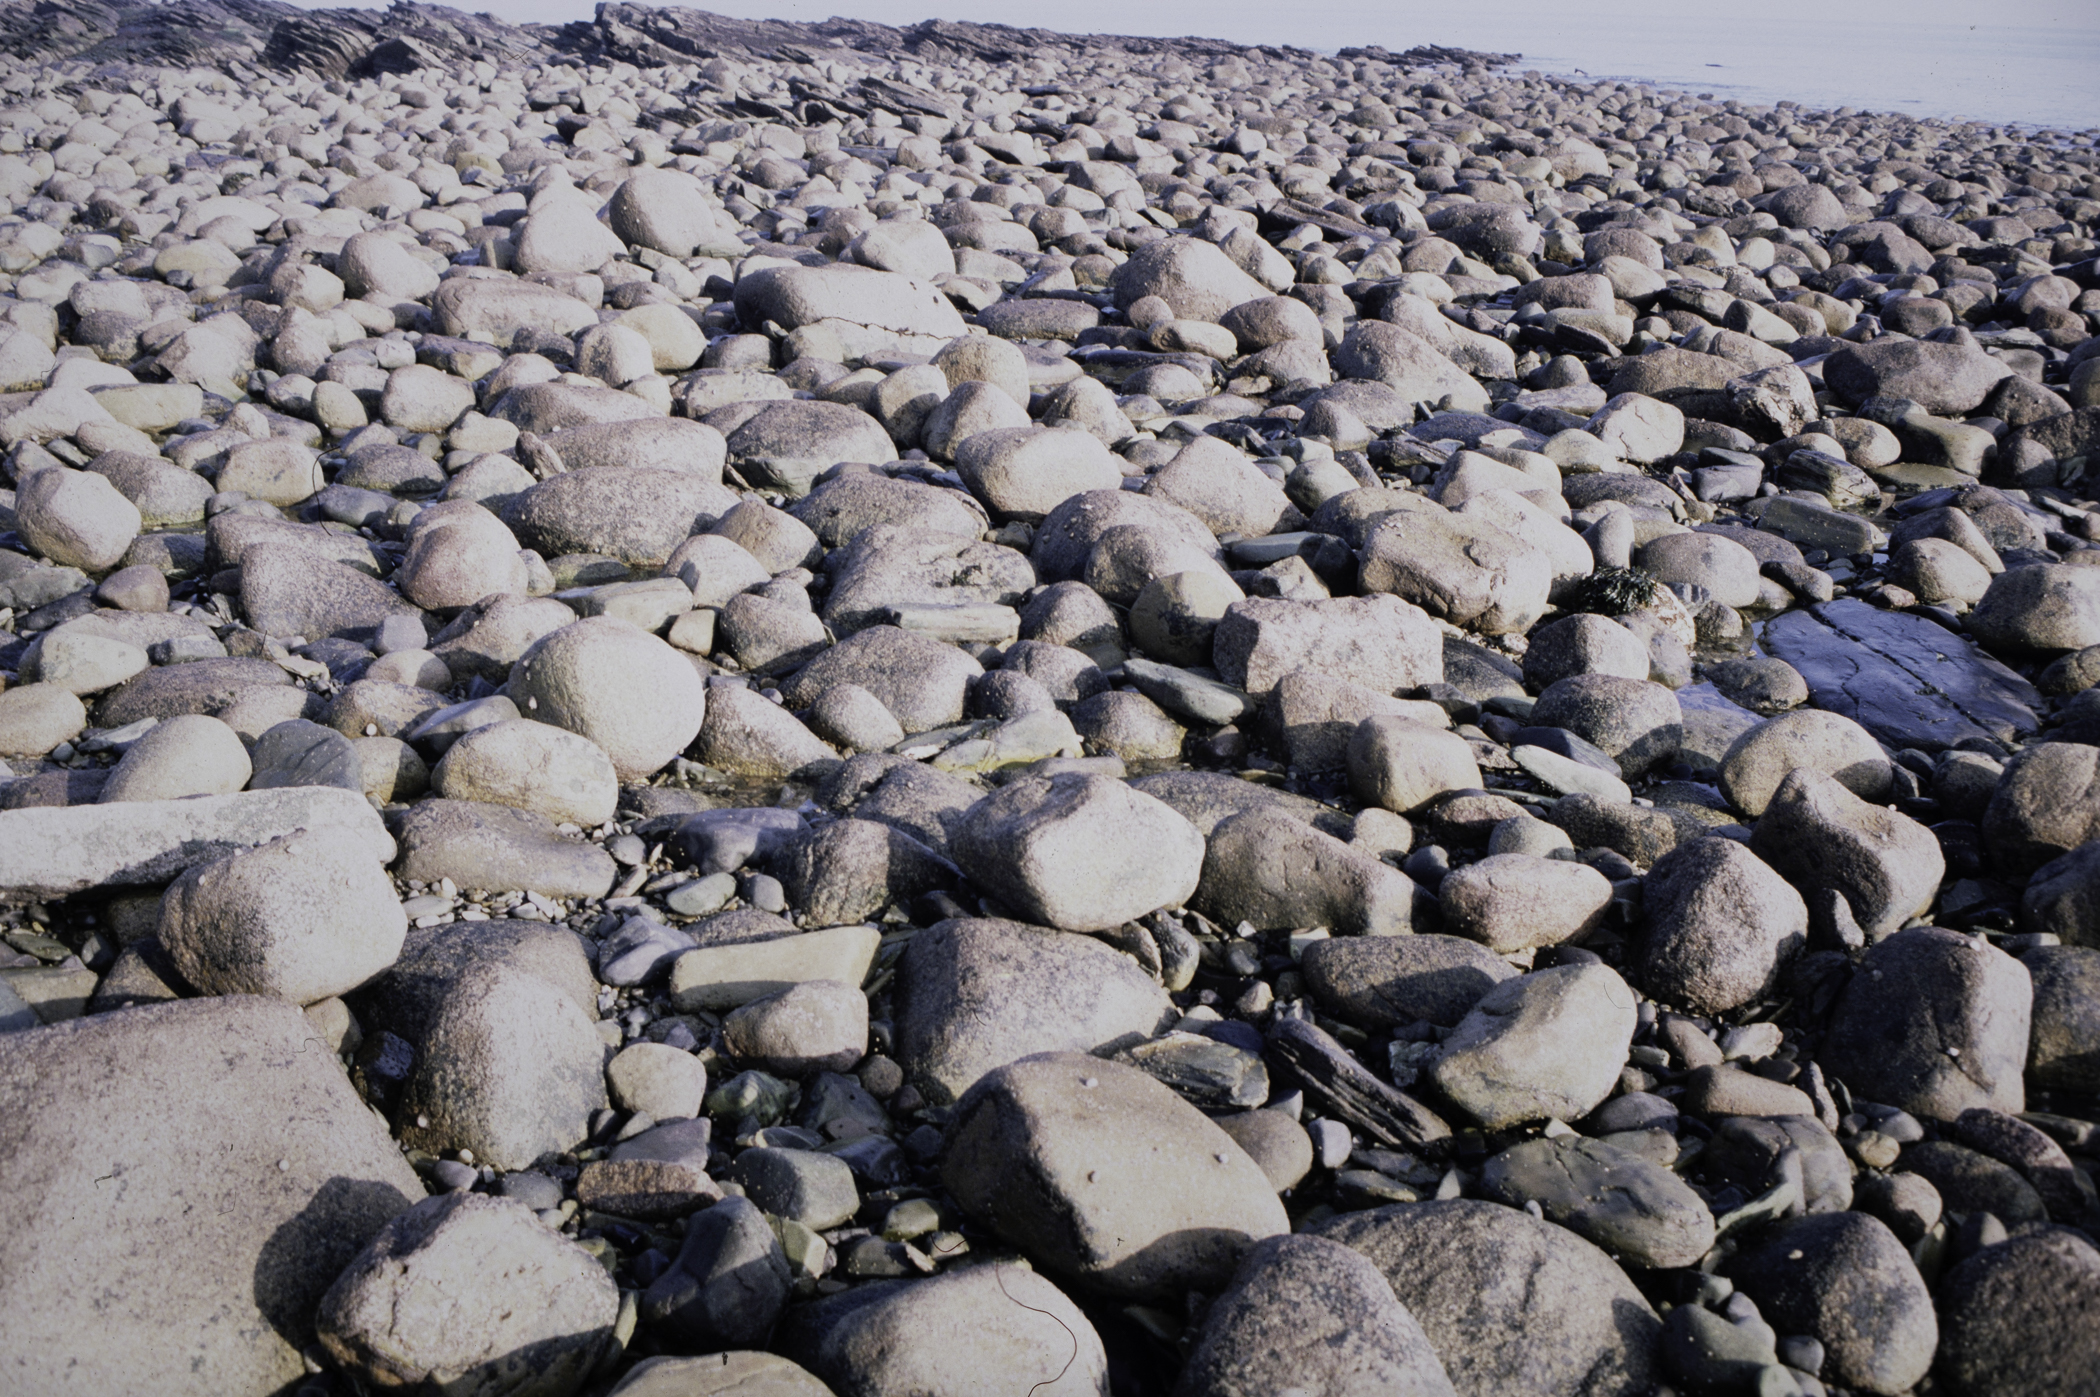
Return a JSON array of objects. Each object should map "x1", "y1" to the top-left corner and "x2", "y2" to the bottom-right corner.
[
  {"x1": 1761, "y1": 598, "x2": 2039, "y2": 752},
  {"x1": 247, "y1": 718, "x2": 362, "y2": 792}
]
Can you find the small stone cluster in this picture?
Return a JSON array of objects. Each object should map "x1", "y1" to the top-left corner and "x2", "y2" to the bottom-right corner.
[{"x1": 0, "y1": 6, "x2": 2098, "y2": 1397}]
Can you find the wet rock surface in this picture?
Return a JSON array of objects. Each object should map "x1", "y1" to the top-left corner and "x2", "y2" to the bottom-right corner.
[{"x1": 0, "y1": 5, "x2": 2097, "y2": 1395}]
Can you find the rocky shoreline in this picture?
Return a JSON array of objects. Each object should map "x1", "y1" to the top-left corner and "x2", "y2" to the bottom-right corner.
[{"x1": 0, "y1": 4, "x2": 2097, "y2": 1396}]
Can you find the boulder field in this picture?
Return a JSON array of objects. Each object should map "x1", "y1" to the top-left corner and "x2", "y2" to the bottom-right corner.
[{"x1": 1, "y1": 5, "x2": 2099, "y2": 1396}]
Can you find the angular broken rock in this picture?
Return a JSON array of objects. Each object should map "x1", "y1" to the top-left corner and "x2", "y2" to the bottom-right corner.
[{"x1": 1267, "y1": 1014, "x2": 1452, "y2": 1151}]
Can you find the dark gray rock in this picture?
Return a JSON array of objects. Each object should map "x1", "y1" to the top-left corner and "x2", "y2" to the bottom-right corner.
[
  {"x1": 2024, "y1": 944, "x2": 2100, "y2": 1092},
  {"x1": 1948, "y1": 1107, "x2": 2088, "y2": 1222},
  {"x1": 1748, "y1": 767, "x2": 1943, "y2": 943},
  {"x1": 1933, "y1": 1229, "x2": 2100, "y2": 1397},
  {"x1": 830, "y1": 757, "x2": 983, "y2": 856},
  {"x1": 1126, "y1": 769, "x2": 1349, "y2": 839},
  {"x1": 1761, "y1": 599, "x2": 2040, "y2": 752},
  {"x1": 1477, "y1": 1135, "x2": 1715, "y2": 1270},
  {"x1": 1823, "y1": 337, "x2": 2011, "y2": 415},
  {"x1": 1898, "y1": 1140, "x2": 2047, "y2": 1224},
  {"x1": 95, "y1": 656, "x2": 290, "y2": 727},
  {"x1": 641, "y1": 1196, "x2": 791, "y2": 1350},
  {"x1": 729, "y1": 1147, "x2": 860, "y2": 1230},
  {"x1": 1640, "y1": 837, "x2": 1807, "y2": 1014},
  {"x1": 1986, "y1": 742, "x2": 2100, "y2": 877},
  {"x1": 1703, "y1": 1114, "x2": 1854, "y2": 1215},
  {"x1": 1820, "y1": 926, "x2": 2031, "y2": 1123},
  {"x1": 1725, "y1": 1212, "x2": 1936, "y2": 1395},
  {"x1": 1530, "y1": 674, "x2": 1683, "y2": 779},
  {"x1": 772, "y1": 817, "x2": 955, "y2": 926},
  {"x1": 941, "y1": 1052, "x2": 1288, "y2": 1301},
  {"x1": 1660, "y1": 1303, "x2": 1782, "y2": 1396},
  {"x1": 1300, "y1": 933, "x2": 1518, "y2": 1029},
  {"x1": 247, "y1": 717, "x2": 362, "y2": 791}
]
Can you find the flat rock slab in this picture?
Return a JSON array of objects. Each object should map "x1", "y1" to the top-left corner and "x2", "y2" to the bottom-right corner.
[
  {"x1": 0, "y1": 786, "x2": 396, "y2": 901},
  {"x1": 1761, "y1": 598, "x2": 2039, "y2": 752},
  {"x1": 0, "y1": 997, "x2": 424, "y2": 1396}
]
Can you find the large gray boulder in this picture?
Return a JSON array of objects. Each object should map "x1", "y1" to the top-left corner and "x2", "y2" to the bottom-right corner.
[
  {"x1": 778, "y1": 624, "x2": 983, "y2": 734},
  {"x1": 1718, "y1": 708, "x2": 1894, "y2": 817},
  {"x1": 732, "y1": 264, "x2": 966, "y2": 338},
  {"x1": 0, "y1": 998, "x2": 424, "y2": 1397},
  {"x1": 942, "y1": 1052, "x2": 1288, "y2": 1301},
  {"x1": 789, "y1": 1264, "x2": 1109, "y2": 1397},
  {"x1": 1477, "y1": 1135, "x2": 1716, "y2": 1270},
  {"x1": 894, "y1": 917, "x2": 1173, "y2": 1106},
  {"x1": 1194, "y1": 808, "x2": 1426, "y2": 937},
  {"x1": 952, "y1": 773, "x2": 1205, "y2": 931},
  {"x1": 1725, "y1": 1212, "x2": 1937, "y2": 1396},
  {"x1": 396, "y1": 957, "x2": 610, "y2": 1170},
  {"x1": 1639, "y1": 837, "x2": 1807, "y2": 1014},
  {"x1": 1358, "y1": 500, "x2": 1551, "y2": 635},
  {"x1": 1300, "y1": 934, "x2": 1518, "y2": 1029},
  {"x1": 1933, "y1": 1229, "x2": 2100, "y2": 1397},
  {"x1": 1749, "y1": 766, "x2": 1943, "y2": 942},
  {"x1": 316, "y1": 1193, "x2": 618, "y2": 1397},
  {"x1": 509, "y1": 616, "x2": 706, "y2": 781},
  {"x1": 1823, "y1": 338, "x2": 2012, "y2": 415},
  {"x1": 503, "y1": 466, "x2": 737, "y2": 567},
  {"x1": 1820, "y1": 926, "x2": 2031, "y2": 1122},
  {"x1": 158, "y1": 830, "x2": 406, "y2": 1006},
  {"x1": 391, "y1": 799, "x2": 617, "y2": 900},
  {"x1": 1176, "y1": 1234, "x2": 1457, "y2": 1397},
  {"x1": 1109, "y1": 236, "x2": 1272, "y2": 321},
  {"x1": 1314, "y1": 1200, "x2": 1661, "y2": 1397},
  {"x1": 2025, "y1": 944, "x2": 2100, "y2": 1091},
  {"x1": 1428, "y1": 963, "x2": 1638, "y2": 1129},
  {"x1": 1210, "y1": 594, "x2": 1441, "y2": 697}
]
